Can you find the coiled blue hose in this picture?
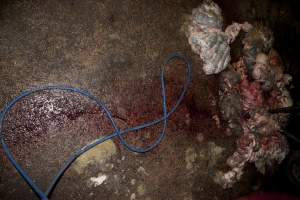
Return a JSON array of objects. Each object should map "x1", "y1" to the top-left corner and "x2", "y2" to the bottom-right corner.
[{"x1": 0, "y1": 52, "x2": 192, "y2": 200}]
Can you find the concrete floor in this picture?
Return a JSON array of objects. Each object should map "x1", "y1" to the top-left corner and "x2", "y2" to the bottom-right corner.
[{"x1": 1, "y1": 0, "x2": 300, "y2": 199}]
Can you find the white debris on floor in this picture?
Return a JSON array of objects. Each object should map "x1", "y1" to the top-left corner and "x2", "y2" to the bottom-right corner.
[{"x1": 89, "y1": 174, "x2": 108, "y2": 187}]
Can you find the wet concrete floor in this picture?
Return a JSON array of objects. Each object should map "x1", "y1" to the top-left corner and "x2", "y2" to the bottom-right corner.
[{"x1": 1, "y1": 0, "x2": 300, "y2": 199}]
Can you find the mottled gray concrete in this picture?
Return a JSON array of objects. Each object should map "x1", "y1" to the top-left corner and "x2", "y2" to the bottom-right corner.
[{"x1": 1, "y1": 0, "x2": 299, "y2": 199}]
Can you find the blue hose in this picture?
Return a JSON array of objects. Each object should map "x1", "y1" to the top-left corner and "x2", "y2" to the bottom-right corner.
[{"x1": 0, "y1": 52, "x2": 192, "y2": 199}]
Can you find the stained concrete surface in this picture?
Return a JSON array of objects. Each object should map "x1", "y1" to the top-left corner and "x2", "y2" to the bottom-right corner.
[{"x1": 0, "y1": 0, "x2": 300, "y2": 200}]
